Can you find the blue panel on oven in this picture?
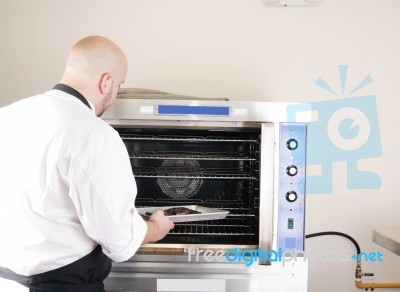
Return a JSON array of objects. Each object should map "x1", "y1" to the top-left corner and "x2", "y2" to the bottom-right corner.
[
  {"x1": 158, "y1": 105, "x2": 230, "y2": 116},
  {"x1": 277, "y1": 124, "x2": 307, "y2": 252}
]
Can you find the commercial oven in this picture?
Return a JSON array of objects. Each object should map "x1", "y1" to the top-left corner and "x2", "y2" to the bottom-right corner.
[{"x1": 101, "y1": 93, "x2": 310, "y2": 292}]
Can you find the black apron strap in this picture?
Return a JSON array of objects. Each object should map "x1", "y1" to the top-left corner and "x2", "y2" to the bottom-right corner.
[
  {"x1": 53, "y1": 83, "x2": 92, "y2": 110},
  {"x1": 0, "y1": 245, "x2": 112, "y2": 292}
]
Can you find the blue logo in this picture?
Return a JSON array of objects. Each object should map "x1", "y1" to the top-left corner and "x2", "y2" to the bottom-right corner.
[
  {"x1": 287, "y1": 65, "x2": 382, "y2": 194},
  {"x1": 352, "y1": 251, "x2": 384, "y2": 262}
]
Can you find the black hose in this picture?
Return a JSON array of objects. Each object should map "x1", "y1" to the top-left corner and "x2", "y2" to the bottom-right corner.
[{"x1": 305, "y1": 231, "x2": 361, "y2": 255}]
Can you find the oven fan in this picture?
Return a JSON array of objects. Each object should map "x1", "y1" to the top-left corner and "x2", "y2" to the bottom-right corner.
[{"x1": 157, "y1": 160, "x2": 203, "y2": 199}]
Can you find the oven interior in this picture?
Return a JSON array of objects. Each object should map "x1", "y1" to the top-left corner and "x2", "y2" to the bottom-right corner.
[{"x1": 115, "y1": 126, "x2": 261, "y2": 246}]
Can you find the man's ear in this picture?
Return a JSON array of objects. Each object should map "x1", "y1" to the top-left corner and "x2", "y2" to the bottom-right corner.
[{"x1": 99, "y1": 73, "x2": 112, "y2": 95}]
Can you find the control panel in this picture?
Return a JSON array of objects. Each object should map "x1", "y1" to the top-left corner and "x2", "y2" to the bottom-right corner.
[{"x1": 277, "y1": 124, "x2": 307, "y2": 251}]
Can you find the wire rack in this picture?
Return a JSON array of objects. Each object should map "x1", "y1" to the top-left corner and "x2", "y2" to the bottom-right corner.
[
  {"x1": 136, "y1": 199, "x2": 256, "y2": 237},
  {"x1": 133, "y1": 167, "x2": 256, "y2": 180},
  {"x1": 129, "y1": 151, "x2": 256, "y2": 161},
  {"x1": 121, "y1": 135, "x2": 259, "y2": 143},
  {"x1": 169, "y1": 221, "x2": 255, "y2": 236}
]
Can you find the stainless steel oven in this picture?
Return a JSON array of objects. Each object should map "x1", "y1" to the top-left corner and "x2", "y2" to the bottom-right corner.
[{"x1": 101, "y1": 94, "x2": 310, "y2": 292}]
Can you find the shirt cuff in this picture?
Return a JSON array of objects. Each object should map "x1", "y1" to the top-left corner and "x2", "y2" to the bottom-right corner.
[{"x1": 103, "y1": 209, "x2": 148, "y2": 262}]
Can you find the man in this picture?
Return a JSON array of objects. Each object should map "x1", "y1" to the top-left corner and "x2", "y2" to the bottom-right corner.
[{"x1": 0, "y1": 36, "x2": 174, "y2": 292}]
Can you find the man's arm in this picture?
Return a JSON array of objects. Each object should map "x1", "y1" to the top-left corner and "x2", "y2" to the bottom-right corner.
[{"x1": 142, "y1": 210, "x2": 174, "y2": 244}]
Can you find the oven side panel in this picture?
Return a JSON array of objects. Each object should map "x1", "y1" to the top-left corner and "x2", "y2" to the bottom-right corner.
[{"x1": 258, "y1": 123, "x2": 275, "y2": 253}]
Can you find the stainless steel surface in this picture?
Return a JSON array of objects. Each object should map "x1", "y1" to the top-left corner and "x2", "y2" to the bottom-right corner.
[
  {"x1": 137, "y1": 205, "x2": 229, "y2": 223},
  {"x1": 105, "y1": 257, "x2": 308, "y2": 292},
  {"x1": 116, "y1": 87, "x2": 229, "y2": 101},
  {"x1": 373, "y1": 229, "x2": 400, "y2": 256},
  {"x1": 104, "y1": 119, "x2": 261, "y2": 129},
  {"x1": 259, "y1": 123, "x2": 275, "y2": 253},
  {"x1": 102, "y1": 98, "x2": 311, "y2": 123}
]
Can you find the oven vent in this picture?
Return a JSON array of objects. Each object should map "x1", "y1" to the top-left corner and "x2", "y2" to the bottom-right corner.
[{"x1": 157, "y1": 160, "x2": 203, "y2": 199}]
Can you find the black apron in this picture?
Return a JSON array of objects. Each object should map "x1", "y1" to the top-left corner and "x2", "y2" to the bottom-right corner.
[
  {"x1": 0, "y1": 245, "x2": 112, "y2": 292},
  {"x1": 0, "y1": 85, "x2": 111, "y2": 291}
]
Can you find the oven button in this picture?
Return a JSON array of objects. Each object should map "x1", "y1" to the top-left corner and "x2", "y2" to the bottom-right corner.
[
  {"x1": 286, "y1": 165, "x2": 298, "y2": 176},
  {"x1": 287, "y1": 139, "x2": 298, "y2": 150},
  {"x1": 286, "y1": 191, "x2": 298, "y2": 202}
]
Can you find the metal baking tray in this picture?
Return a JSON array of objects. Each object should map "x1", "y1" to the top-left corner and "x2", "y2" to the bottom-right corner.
[{"x1": 137, "y1": 205, "x2": 229, "y2": 223}]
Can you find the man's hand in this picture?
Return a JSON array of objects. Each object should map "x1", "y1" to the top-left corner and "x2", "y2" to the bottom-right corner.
[{"x1": 142, "y1": 210, "x2": 174, "y2": 244}]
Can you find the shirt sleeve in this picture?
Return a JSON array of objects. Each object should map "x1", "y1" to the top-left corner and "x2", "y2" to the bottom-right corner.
[{"x1": 68, "y1": 129, "x2": 147, "y2": 262}]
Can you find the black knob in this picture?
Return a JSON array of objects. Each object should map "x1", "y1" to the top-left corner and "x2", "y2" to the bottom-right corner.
[
  {"x1": 287, "y1": 139, "x2": 298, "y2": 150},
  {"x1": 286, "y1": 191, "x2": 298, "y2": 202},
  {"x1": 286, "y1": 165, "x2": 298, "y2": 176}
]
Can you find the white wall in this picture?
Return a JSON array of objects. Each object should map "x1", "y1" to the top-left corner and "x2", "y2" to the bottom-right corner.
[{"x1": 1, "y1": 0, "x2": 400, "y2": 291}]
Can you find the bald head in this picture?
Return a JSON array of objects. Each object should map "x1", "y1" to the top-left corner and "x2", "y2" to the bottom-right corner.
[{"x1": 60, "y1": 36, "x2": 128, "y2": 116}]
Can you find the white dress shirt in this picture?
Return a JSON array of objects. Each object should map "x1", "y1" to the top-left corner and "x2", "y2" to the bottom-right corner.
[{"x1": 0, "y1": 88, "x2": 147, "y2": 277}]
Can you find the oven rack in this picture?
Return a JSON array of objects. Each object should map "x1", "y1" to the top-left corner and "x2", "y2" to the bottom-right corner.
[
  {"x1": 136, "y1": 199, "x2": 258, "y2": 243},
  {"x1": 133, "y1": 167, "x2": 256, "y2": 180},
  {"x1": 121, "y1": 135, "x2": 258, "y2": 143},
  {"x1": 136, "y1": 198, "x2": 253, "y2": 206},
  {"x1": 169, "y1": 221, "x2": 255, "y2": 236},
  {"x1": 135, "y1": 200, "x2": 256, "y2": 217},
  {"x1": 223, "y1": 209, "x2": 255, "y2": 217},
  {"x1": 129, "y1": 151, "x2": 256, "y2": 161},
  {"x1": 136, "y1": 198, "x2": 204, "y2": 205}
]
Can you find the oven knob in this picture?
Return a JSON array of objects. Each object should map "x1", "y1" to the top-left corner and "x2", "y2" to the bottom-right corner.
[
  {"x1": 287, "y1": 139, "x2": 298, "y2": 150},
  {"x1": 286, "y1": 165, "x2": 298, "y2": 176},
  {"x1": 286, "y1": 191, "x2": 298, "y2": 202}
]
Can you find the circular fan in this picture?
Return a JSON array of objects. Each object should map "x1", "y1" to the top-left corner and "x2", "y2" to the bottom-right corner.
[{"x1": 157, "y1": 160, "x2": 203, "y2": 199}]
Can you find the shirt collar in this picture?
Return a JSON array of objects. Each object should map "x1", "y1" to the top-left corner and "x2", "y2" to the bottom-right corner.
[{"x1": 53, "y1": 84, "x2": 95, "y2": 112}]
